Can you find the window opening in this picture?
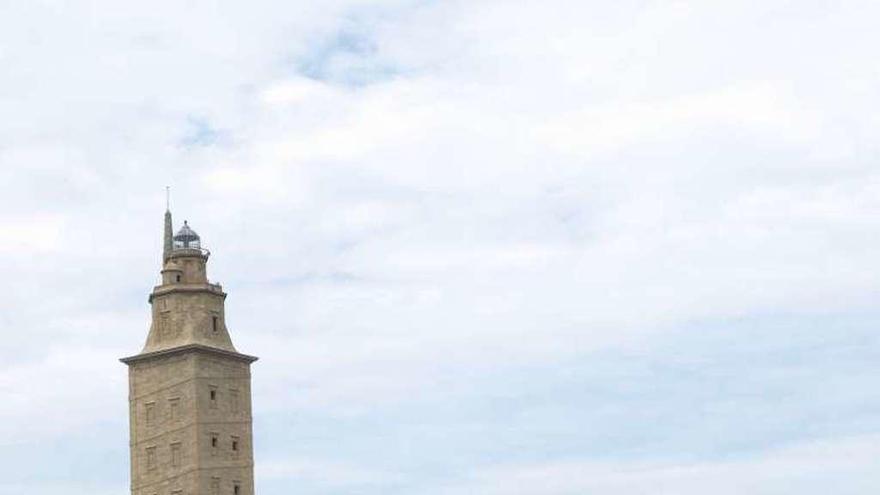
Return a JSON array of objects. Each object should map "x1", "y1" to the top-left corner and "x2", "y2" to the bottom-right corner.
[
  {"x1": 230, "y1": 389, "x2": 240, "y2": 413},
  {"x1": 146, "y1": 446, "x2": 157, "y2": 470},
  {"x1": 145, "y1": 402, "x2": 156, "y2": 426},
  {"x1": 168, "y1": 397, "x2": 180, "y2": 421},
  {"x1": 171, "y1": 442, "x2": 182, "y2": 467},
  {"x1": 158, "y1": 313, "x2": 170, "y2": 341}
]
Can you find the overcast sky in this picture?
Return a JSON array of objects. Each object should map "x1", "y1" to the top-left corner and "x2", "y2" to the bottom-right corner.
[{"x1": 1, "y1": 1, "x2": 880, "y2": 494}]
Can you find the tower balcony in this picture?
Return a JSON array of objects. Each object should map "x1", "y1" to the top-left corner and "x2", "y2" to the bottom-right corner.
[
  {"x1": 166, "y1": 246, "x2": 211, "y2": 260},
  {"x1": 149, "y1": 280, "x2": 226, "y2": 303}
]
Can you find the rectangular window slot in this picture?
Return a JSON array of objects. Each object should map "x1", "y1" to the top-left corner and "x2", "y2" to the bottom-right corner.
[
  {"x1": 145, "y1": 402, "x2": 156, "y2": 426},
  {"x1": 158, "y1": 312, "x2": 170, "y2": 341},
  {"x1": 168, "y1": 397, "x2": 180, "y2": 421},
  {"x1": 230, "y1": 389, "x2": 240, "y2": 413},
  {"x1": 146, "y1": 446, "x2": 157, "y2": 470},
  {"x1": 171, "y1": 442, "x2": 182, "y2": 467}
]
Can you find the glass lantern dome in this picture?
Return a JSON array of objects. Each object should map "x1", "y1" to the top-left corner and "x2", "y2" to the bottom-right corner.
[{"x1": 172, "y1": 221, "x2": 201, "y2": 250}]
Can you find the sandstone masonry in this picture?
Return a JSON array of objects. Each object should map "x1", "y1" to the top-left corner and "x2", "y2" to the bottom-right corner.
[{"x1": 121, "y1": 209, "x2": 258, "y2": 495}]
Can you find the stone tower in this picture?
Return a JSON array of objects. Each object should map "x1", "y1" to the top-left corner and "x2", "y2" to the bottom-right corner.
[{"x1": 121, "y1": 208, "x2": 257, "y2": 495}]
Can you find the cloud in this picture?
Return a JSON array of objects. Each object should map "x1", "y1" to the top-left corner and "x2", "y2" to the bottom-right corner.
[
  {"x1": 0, "y1": 214, "x2": 64, "y2": 253},
  {"x1": 535, "y1": 82, "x2": 822, "y2": 158},
  {"x1": 1, "y1": 1, "x2": 880, "y2": 494},
  {"x1": 260, "y1": 458, "x2": 403, "y2": 486},
  {"x1": 441, "y1": 434, "x2": 880, "y2": 495},
  {"x1": 0, "y1": 347, "x2": 127, "y2": 443}
]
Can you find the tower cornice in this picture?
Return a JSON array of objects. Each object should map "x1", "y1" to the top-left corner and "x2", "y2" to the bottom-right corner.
[
  {"x1": 148, "y1": 284, "x2": 226, "y2": 303},
  {"x1": 120, "y1": 343, "x2": 259, "y2": 365}
]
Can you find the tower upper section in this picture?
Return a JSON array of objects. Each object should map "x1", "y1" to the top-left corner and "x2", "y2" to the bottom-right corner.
[
  {"x1": 131, "y1": 210, "x2": 249, "y2": 357},
  {"x1": 121, "y1": 203, "x2": 258, "y2": 495}
]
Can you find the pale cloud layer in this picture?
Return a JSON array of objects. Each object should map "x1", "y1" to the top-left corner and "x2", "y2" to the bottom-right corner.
[
  {"x1": 439, "y1": 434, "x2": 880, "y2": 495},
  {"x1": 1, "y1": 1, "x2": 879, "y2": 494}
]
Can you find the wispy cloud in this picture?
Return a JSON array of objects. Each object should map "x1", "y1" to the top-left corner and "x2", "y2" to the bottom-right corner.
[
  {"x1": 441, "y1": 434, "x2": 880, "y2": 495},
  {"x1": 1, "y1": 1, "x2": 879, "y2": 494}
]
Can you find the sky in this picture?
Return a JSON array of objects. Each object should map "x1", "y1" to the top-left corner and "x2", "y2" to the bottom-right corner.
[{"x1": 1, "y1": 0, "x2": 879, "y2": 493}]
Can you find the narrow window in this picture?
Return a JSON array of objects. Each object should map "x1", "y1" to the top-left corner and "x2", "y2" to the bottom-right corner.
[
  {"x1": 176, "y1": 274, "x2": 181, "y2": 282},
  {"x1": 146, "y1": 446, "x2": 157, "y2": 470},
  {"x1": 229, "y1": 389, "x2": 240, "y2": 414},
  {"x1": 145, "y1": 402, "x2": 156, "y2": 426},
  {"x1": 234, "y1": 482, "x2": 241, "y2": 495},
  {"x1": 156, "y1": 313, "x2": 166, "y2": 341},
  {"x1": 211, "y1": 432, "x2": 219, "y2": 456},
  {"x1": 158, "y1": 312, "x2": 171, "y2": 340},
  {"x1": 231, "y1": 436, "x2": 239, "y2": 454},
  {"x1": 171, "y1": 442, "x2": 182, "y2": 467},
  {"x1": 212, "y1": 315, "x2": 219, "y2": 333},
  {"x1": 209, "y1": 387, "x2": 218, "y2": 408},
  {"x1": 168, "y1": 397, "x2": 180, "y2": 421}
]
